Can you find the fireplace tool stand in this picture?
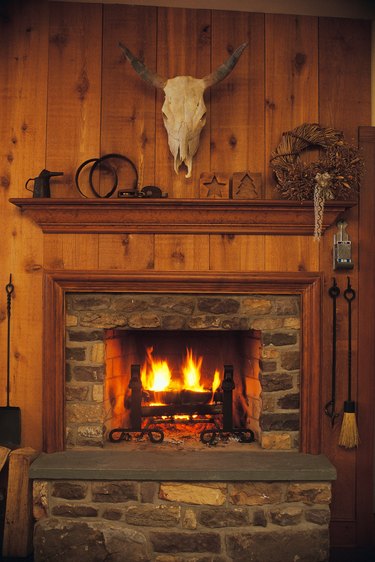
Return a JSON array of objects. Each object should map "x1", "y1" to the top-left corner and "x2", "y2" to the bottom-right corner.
[{"x1": 109, "y1": 365, "x2": 255, "y2": 445}]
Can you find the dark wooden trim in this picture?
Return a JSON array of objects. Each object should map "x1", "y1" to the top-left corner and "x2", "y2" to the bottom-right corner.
[
  {"x1": 356, "y1": 127, "x2": 375, "y2": 545},
  {"x1": 43, "y1": 270, "x2": 322, "y2": 454},
  {"x1": 10, "y1": 198, "x2": 355, "y2": 235}
]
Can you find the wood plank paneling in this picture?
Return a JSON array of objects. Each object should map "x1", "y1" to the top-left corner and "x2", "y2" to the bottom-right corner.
[
  {"x1": 98, "y1": 234, "x2": 154, "y2": 270},
  {"x1": 47, "y1": 1, "x2": 103, "y2": 198},
  {"x1": 209, "y1": 234, "x2": 265, "y2": 271},
  {"x1": 155, "y1": 8, "x2": 212, "y2": 198},
  {"x1": 101, "y1": 5, "x2": 157, "y2": 187},
  {"x1": 265, "y1": 14, "x2": 319, "y2": 198},
  {"x1": 154, "y1": 235, "x2": 209, "y2": 270},
  {"x1": 211, "y1": 12, "x2": 265, "y2": 190},
  {"x1": 357, "y1": 127, "x2": 375, "y2": 545},
  {"x1": 0, "y1": 0, "x2": 49, "y2": 450},
  {"x1": 264, "y1": 235, "x2": 320, "y2": 271},
  {"x1": 318, "y1": 18, "x2": 371, "y2": 545}
]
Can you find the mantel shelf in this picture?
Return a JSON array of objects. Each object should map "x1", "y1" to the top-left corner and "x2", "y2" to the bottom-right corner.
[{"x1": 9, "y1": 198, "x2": 356, "y2": 235}]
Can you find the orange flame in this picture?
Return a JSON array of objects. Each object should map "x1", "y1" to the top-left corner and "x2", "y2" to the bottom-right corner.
[
  {"x1": 140, "y1": 346, "x2": 220, "y2": 395},
  {"x1": 141, "y1": 347, "x2": 173, "y2": 391},
  {"x1": 182, "y1": 348, "x2": 205, "y2": 392}
]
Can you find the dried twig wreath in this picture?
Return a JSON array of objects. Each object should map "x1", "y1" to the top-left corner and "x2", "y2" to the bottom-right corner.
[{"x1": 270, "y1": 123, "x2": 363, "y2": 239}]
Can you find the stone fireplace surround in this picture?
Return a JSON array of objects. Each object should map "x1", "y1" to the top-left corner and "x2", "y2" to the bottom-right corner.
[{"x1": 29, "y1": 270, "x2": 336, "y2": 561}]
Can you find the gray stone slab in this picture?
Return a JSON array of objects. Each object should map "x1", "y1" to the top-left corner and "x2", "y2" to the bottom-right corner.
[{"x1": 29, "y1": 449, "x2": 336, "y2": 481}]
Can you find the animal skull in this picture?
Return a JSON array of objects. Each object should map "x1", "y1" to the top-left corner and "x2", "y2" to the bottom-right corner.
[{"x1": 119, "y1": 42, "x2": 248, "y2": 178}]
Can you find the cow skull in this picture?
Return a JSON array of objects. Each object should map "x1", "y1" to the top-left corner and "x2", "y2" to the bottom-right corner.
[{"x1": 119, "y1": 42, "x2": 248, "y2": 178}]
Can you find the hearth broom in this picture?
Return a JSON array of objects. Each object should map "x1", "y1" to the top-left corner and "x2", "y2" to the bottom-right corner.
[
  {"x1": 339, "y1": 277, "x2": 359, "y2": 449},
  {"x1": 0, "y1": 274, "x2": 21, "y2": 448}
]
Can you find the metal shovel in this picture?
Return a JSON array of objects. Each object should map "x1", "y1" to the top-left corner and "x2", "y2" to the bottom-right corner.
[{"x1": 0, "y1": 275, "x2": 21, "y2": 447}]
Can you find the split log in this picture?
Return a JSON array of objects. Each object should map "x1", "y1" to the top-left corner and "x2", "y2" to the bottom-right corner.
[{"x1": 2, "y1": 447, "x2": 38, "y2": 558}]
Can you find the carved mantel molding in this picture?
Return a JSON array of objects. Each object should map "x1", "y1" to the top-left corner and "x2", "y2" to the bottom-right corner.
[{"x1": 9, "y1": 198, "x2": 355, "y2": 235}]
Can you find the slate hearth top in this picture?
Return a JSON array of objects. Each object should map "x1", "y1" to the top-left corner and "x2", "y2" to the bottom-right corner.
[{"x1": 29, "y1": 449, "x2": 336, "y2": 481}]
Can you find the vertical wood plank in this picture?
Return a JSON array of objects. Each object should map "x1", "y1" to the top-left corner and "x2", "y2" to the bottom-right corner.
[
  {"x1": 101, "y1": 5, "x2": 157, "y2": 187},
  {"x1": 0, "y1": 0, "x2": 49, "y2": 451},
  {"x1": 318, "y1": 18, "x2": 371, "y2": 545},
  {"x1": 154, "y1": 235, "x2": 209, "y2": 271},
  {"x1": 211, "y1": 12, "x2": 265, "y2": 191},
  {"x1": 155, "y1": 8, "x2": 211, "y2": 198},
  {"x1": 209, "y1": 235, "x2": 265, "y2": 271},
  {"x1": 357, "y1": 127, "x2": 375, "y2": 545},
  {"x1": 2, "y1": 448, "x2": 38, "y2": 557},
  {"x1": 265, "y1": 14, "x2": 319, "y2": 198},
  {"x1": 98, "y1": 234, "x2": 154, "y2": 270},
  {"x1": 47, "y1": 1, "x2": 102, "y2": 197},
  {"x1": 264, "y1": 236, "x2": 320, "y2": 271}
]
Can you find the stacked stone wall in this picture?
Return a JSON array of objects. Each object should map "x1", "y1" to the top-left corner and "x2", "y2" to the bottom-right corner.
[
  {"x1": 33, "y1": 479, "x2": 330, "y2": 562},
  {"x1": 65, "y1": 293, "x2": 300, "y2": 449}
]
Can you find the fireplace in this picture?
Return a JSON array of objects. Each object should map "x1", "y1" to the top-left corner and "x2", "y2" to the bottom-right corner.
[
  {"x1": 41, "y1": 271, "x2": 322, "y2": 452},
  {"x1": 30, "y1": 271, "x2": 335, "y2": 562},
  {"x1": 64, "y1": 290, "x2": 304, "y2": 450}
]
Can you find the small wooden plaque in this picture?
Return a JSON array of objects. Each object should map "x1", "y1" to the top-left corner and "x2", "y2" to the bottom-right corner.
[
  {"x1": 232, "y1": 171, "x2": 263, "y2": 199},
  {"x1": 199, "y1": 172, "x2": 230, "y2": 199}
]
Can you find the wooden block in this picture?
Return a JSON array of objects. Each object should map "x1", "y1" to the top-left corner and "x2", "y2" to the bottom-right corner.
[
  {"x1": 0, "y1": 446, "x2": 10, "y2": 473},
  {"x1": 199, "y1": 172, "x2": 230, "y2": 198},
  {"x1": 232, "y1": 171, "x2": 263, "y2": 199},
  {"x1": 2, "y1": 447, "x2": 38, "y2": 558}
]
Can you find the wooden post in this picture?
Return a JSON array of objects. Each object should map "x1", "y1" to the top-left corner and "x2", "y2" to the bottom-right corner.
[{"x1": 2, "y1": 447, "x2": 38, "y2": 558}]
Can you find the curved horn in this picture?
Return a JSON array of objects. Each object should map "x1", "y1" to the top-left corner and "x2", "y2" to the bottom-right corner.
[
  {"x1": 203, "y1": 42, "x2": 248, "y2": 88},
  {"x1": 119, "y1": 42, "x2": 166, "y2": 89}
]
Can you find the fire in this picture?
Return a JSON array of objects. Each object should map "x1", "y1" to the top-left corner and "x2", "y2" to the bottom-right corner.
[
  {"x1": 182, "y1": 348, "x2": 205, "y2": 392},
  {"x1": 141, "y1": 347, "x2": 173, "y2": 391},
  {"x1": 140, "y1": 346, "x2": 220, "y2": 394}
]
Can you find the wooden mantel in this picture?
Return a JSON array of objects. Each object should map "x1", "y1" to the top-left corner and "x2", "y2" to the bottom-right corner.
[{"x1": 9, "y1": 198, "x2": 355, "y2": 235}]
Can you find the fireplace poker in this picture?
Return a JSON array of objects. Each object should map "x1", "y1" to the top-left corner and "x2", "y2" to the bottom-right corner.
[
  {"x1": 0, "y1": 274, "x2": 21, "y2": 447},
  {"x1": 339, "y1": 277, "x2": 359, "y2": 448},
  {"x1": 325, "y1": 278, "x2": 340, "y2": 427}
]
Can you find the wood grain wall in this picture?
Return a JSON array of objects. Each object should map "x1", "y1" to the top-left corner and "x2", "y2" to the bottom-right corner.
[{"x1": 0, "y1": 0, "x2": 373, "y2": 547}]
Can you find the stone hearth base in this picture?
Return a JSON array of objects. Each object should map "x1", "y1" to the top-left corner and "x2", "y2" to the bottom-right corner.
[{"x1": 31, "y1": 451, "x2": 335, "y2": 562}]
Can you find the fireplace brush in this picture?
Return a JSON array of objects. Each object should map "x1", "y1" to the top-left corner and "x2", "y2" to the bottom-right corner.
[
  {"x1": 0, "y1": 274, "x2": 21, "y2": 448},
  {"x1": 339, "y1": 277, "x2": 359, "y2": 448}
]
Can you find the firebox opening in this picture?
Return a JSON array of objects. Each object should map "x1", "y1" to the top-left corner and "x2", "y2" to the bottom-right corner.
[{"x1": 104, "y1": 329, "x2": 261, "y2": 444}]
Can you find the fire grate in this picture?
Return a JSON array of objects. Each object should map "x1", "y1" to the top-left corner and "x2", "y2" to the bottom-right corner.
[{"x1": 109, "y1": 364, "x2": 255, "y2": 445}]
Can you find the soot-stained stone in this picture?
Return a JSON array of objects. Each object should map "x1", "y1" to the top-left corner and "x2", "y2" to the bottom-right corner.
[
  {"x1": 226, "y1": 528, "x2": 329, "y2": 562},
  {"x1": 125, "y1": 505, "x2": 180, "y2": 527},
  {"x1": 280, "y1": 350, "x2": 300, "y2": 371},
  {"x1": 34, "y1": 518, "x2": 149, "y2": 562},
  {"x1": 270, "y1": 506, "x2": 303, "y2": 526},
  {"x1": 68, "y1": 330, "x2": 104, "y2": 342},
  {"x1": 52, "y1": 482, "x2": 87, "y2": 500},
  {"x1": 73, "y1": 366, "x2": 104, "y2": 382},
  {"x1": 262, "y1": 332, "x2": 298, "y2": 346},
  {"x1": 277, "y1": 393, "x2": 300, "y2": 409},
  {"x1": 51, "y1": 504, "x2": 98, "y2": 518},
  {"x1": 66, "y1": 348, "x2": 86, "y2": 361},
  {"x1": 92, "y1": 481, "x2": 138, "y2": 503},
  {"x1": 260, "y1": 413, "x2": 300, "y2": 431},
  {"x1": 198, "y1": 507, "x2": 249, "y2": 527},
  {"x1": 149, "y1": 531, "x2": 221, "y2": 553},
  {"x1": 197, "y1": 298, "x2": 240, "y2": 314},
  {"x1": 260, "y1": 373, "x2": 293, "y2": 392},
  {"x1": 305, "y1": 508, "x2": 331, "y2": 525}
]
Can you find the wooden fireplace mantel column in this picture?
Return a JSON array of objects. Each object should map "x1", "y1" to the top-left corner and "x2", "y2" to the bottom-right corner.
[{"x1": 9, "y1": 198, "x2": 355, "y2": 235}]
